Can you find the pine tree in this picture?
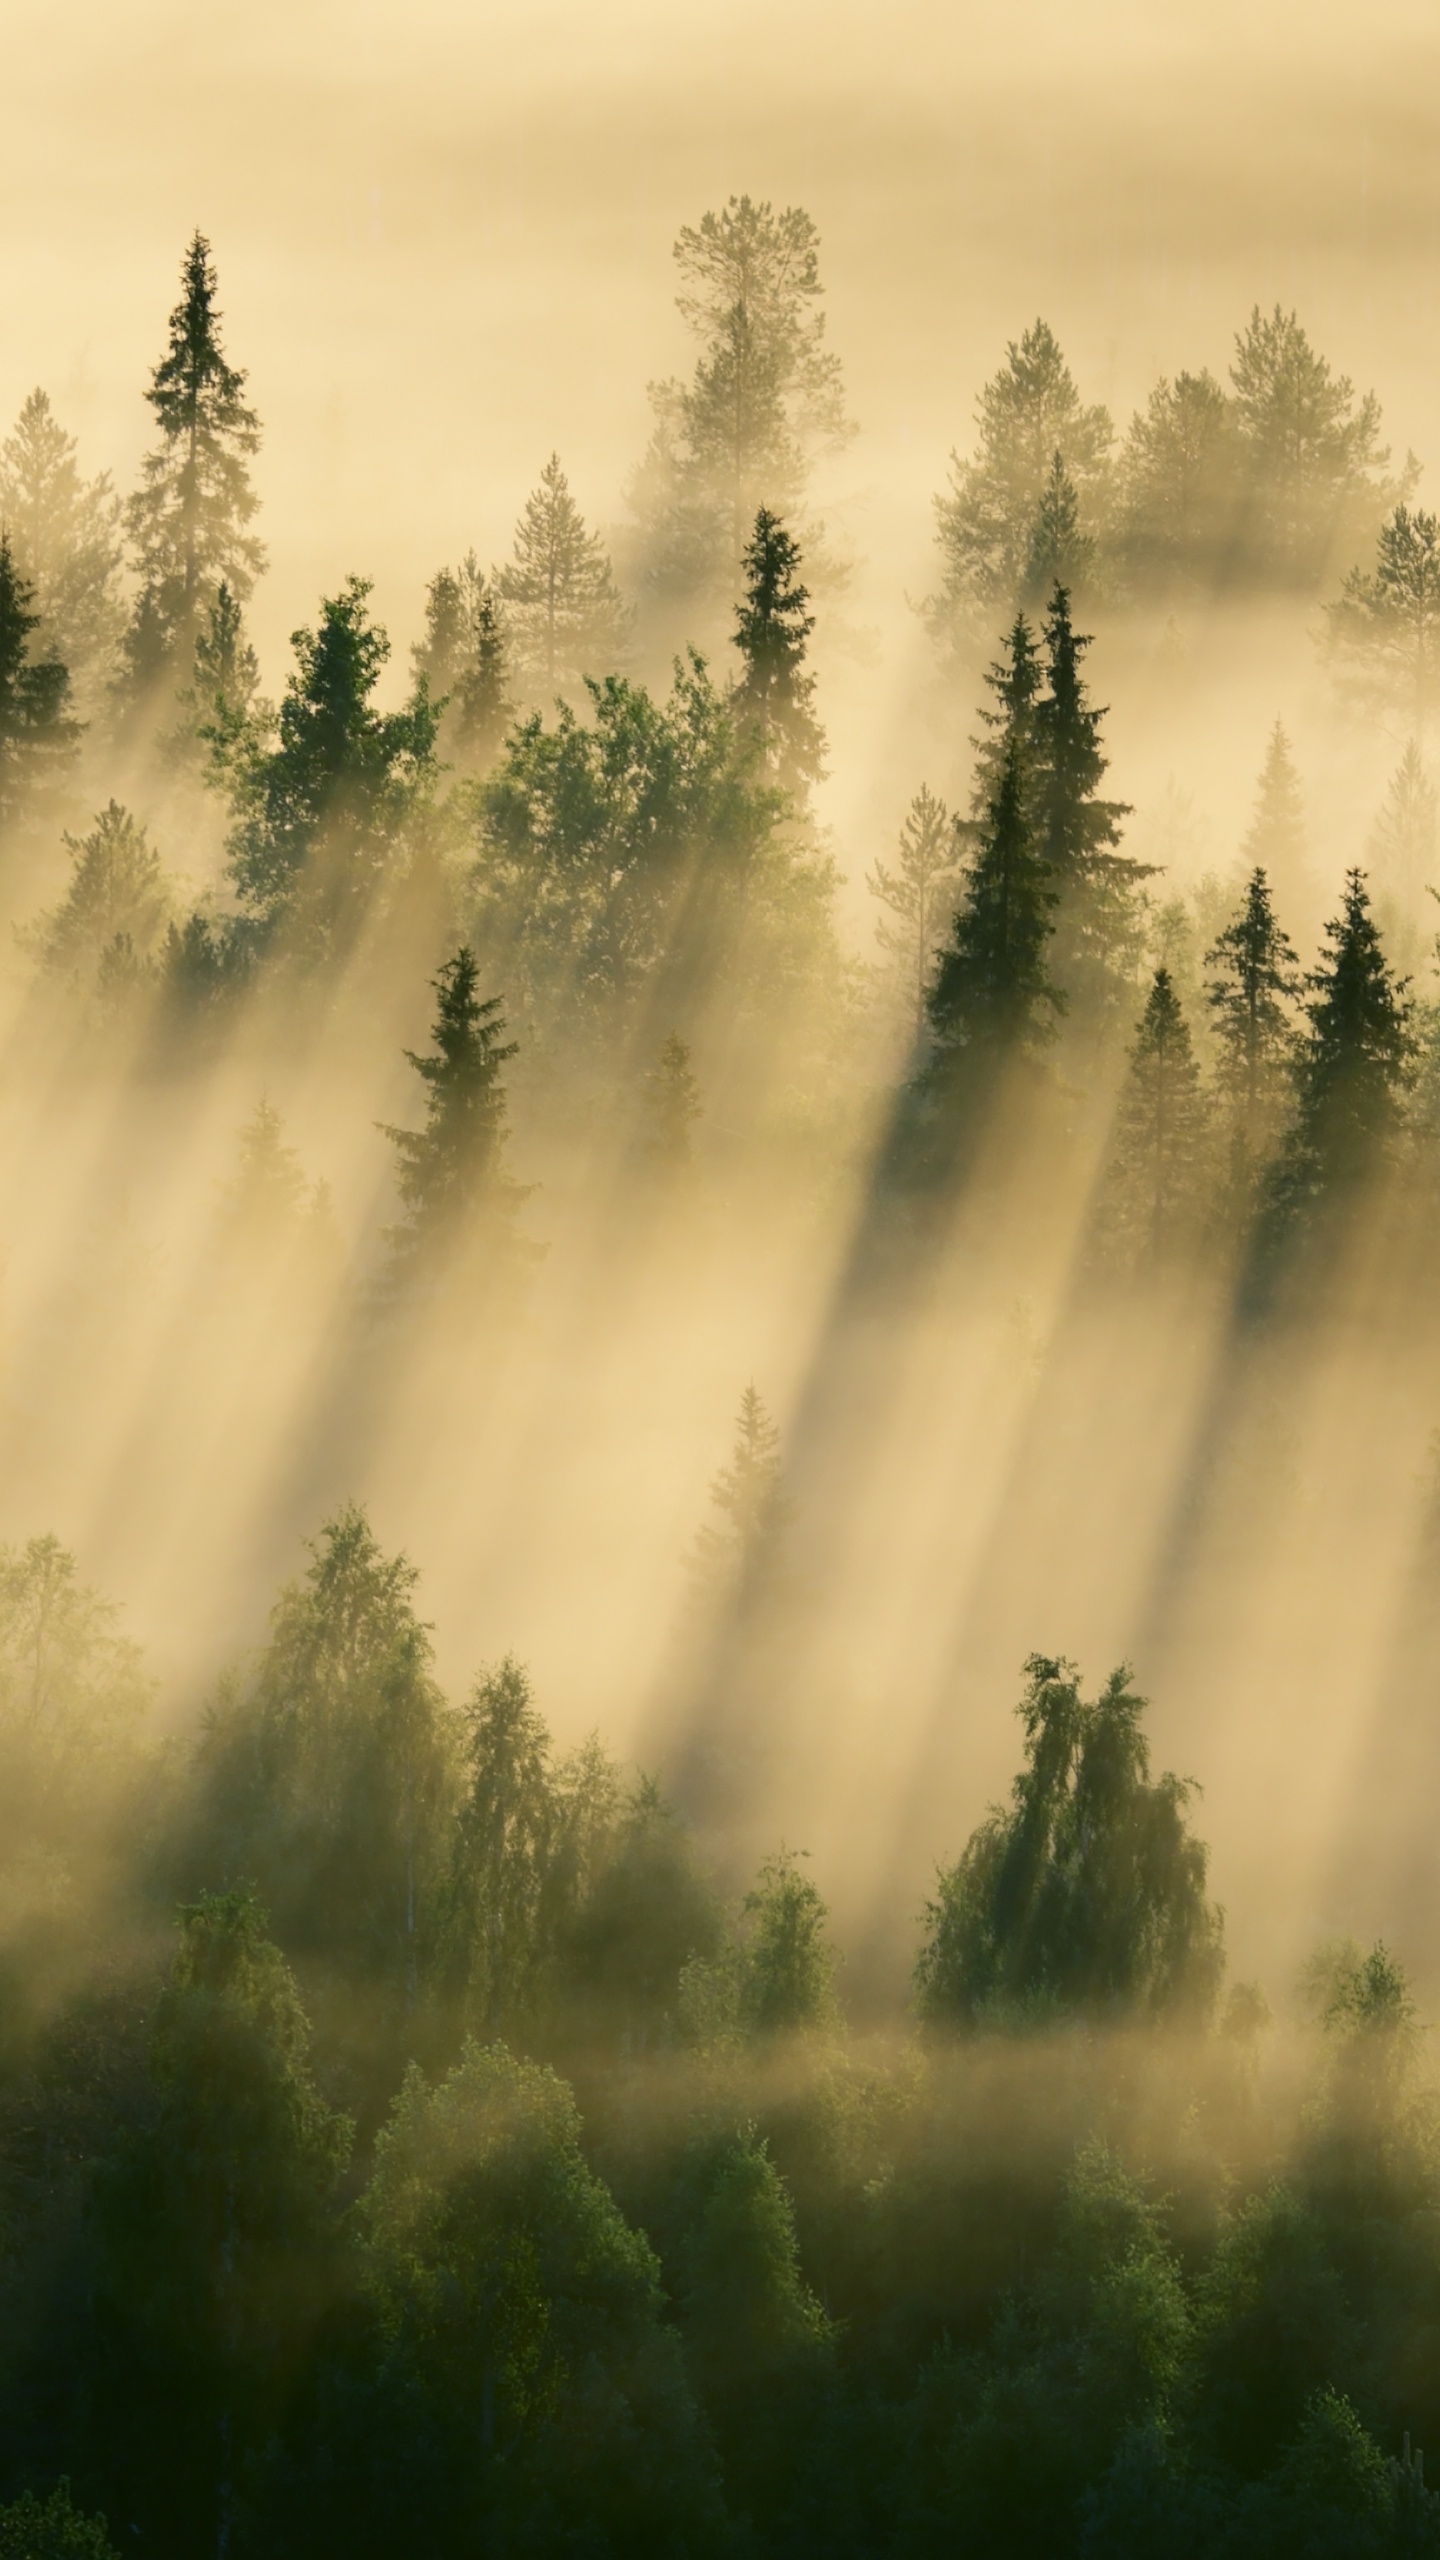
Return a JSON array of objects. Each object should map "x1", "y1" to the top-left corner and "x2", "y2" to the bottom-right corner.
[
  {"x1": 1032, "y1": 584, "x2": 1142, "y2": 1034},
  {"x1": 224, "y1": 576, "x2": 440, "y2": 950},
  {"x1": 0, "y1": 387, "x2": 124, "y2": 713},
  {"x1": 1240, "y1": 722, "x2": 1308, "y2": 909},
  {"x1": 1021, "y1": 449, "x2": 1096, "y2": 606},
  {"x1": 1118, "y1": 368, "x2": 1237, "y2": 594},
  {"x1": 1272, "y1": 867, "x2": 1412, "y2": 1214},
  {"x1": 1204, "y1": 867, "x2": 1301, "y2": 1166},
  {"x1": 626, "y1": 194, "x2": 852, "y2": 622},
  {"x1": 495, "y1": 454, "x2": 629, "y2": 700},
  {"x1": 413, "y1": 551, "x2": 513, "y2": 770},
  {"x1": 924, "y1": 730, "x2": 1060, "y2": 1082},
  {"x1": 1327, "y1": 504, "x2": 1440, "y2": 731},
  {"x1": 1366, "y1": 739, "x2": 1437, "y2": 910},
  {"x1": 929, "y1": 321, "x2": 1114, "y2": 642},
  {"x1": 966, "y1": 612, "x2": 1045, "y2": 821},
  {"x1": 641, "y1": 1031, "x2": 703, "y2": 1172},
  {"x1": 23, "y1": 801, "x2": 174, "y2": 982},
  {"x1": 122, "y1": 231, "x2": 265, "y2": 701},
  {"x1": 1103, "y1": 968, "x2": 1213, "y2": 1263},
  {"x1": 380, "y1": 945, "x2": 526, "y2": 1294},
  {"x1": 1229, "y1": 304, "x2": 1402, "y2": 588},
  {"x1": 866, "y1": 786, "x2": 964, "y2": 1038},
  {"x1": 0, "y1": 534, "x2": 79, "y2": 825},
  {"x1": 732, "y1": 508, "x2": 826, "y2": 807},
  {"x1": 691, "y1": 1385, "x2": 792, "y2": 1590}
]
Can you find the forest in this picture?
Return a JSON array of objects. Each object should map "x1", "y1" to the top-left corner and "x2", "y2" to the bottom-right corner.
[{"x1": 3, "y1": 188, "x2": 1440, "y2": 2557}]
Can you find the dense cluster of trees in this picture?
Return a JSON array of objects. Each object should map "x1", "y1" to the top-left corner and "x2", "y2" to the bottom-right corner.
[
  {"x1": 4, "y1": 211, "x2": 1440, "y2": 2555},
  {"x1": 0, "y1": 1510, "x2": 1436, "y2": 2555}
]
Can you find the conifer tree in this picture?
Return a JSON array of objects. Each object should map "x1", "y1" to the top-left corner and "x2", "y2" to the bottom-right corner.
[
  {"x1": 966, "y1": 612, "x2": 1045, "y2": 820},
  {"x1": 867, "y1": 786, "x2": 963, "y2": 1038},
  {"x1": 1118, "y1": 368, "x2": 1237, "y2": 593},
  {"x1": 1328, "y1": 505, "x2": 1440, "y2": 732},
  {"x1": 495, "y1": 455, "x2": 629, "y2": 700},
  {"x1": 413, "y1": 551, "x2": 513, "y2": 770},
  {"x1": 1366, "y1": 739, "x2": 1436, "y2": 910},
  {"x1": 224, "y1": 577, "x2": 440, "y2": 950},
  {"x1": 691, "y1": 1385, "x2": 791, "y2": 1591},
  {"x1": 441, "y1": 1657, "x2": 556, "y2": 2035},
  {"x1": 122, "y1": 232, "x2": 265, "y2": 701},
  {"x1": 924, "y1": 730, "x2": 1060, "y2": 1084},
  {"x1": 627, "y1": 194, "x2": 852, "y2": 620},
  {"x1": 0, "y1": 534, "x2": 79, "y2": 825},
  {"x1": 1240, "y1": 722, "x2": 1308, "y2": 910},
  {"x1": 1021, "y1": 449, "x2": 1097, "y2": 606},
  {"x1": 23, "y1": 801, "x2": 174, "y2": 983},
  {"x1": 1269, "y1": 868, "x2": 1412, "y2": 1219},
  {"x1": 380, "y1": 946, "x2": 526, "y2": 1295},
  {"x1": 1229, "y1": 305, "x2": 1402, "y2": 588},
  {"x1": 929, "y1": 321, "x2": 1113, "y2": 641},
  {"x1": 0, "y1": 387, "x2": 124, "y2": 712},
  {"x1": 732, "y1": 508, "x2": 826, "y2": 806},
  {"x1": 641, "y1": 1030, "x2": 703, "y2": 1172},
  {"x1": 1032, "y1": 584, "x2": 1142, "y2": 1032},
  {"x1": 1204, "y1": 867, "x2": 1301, "y2": 1167},
  {"x1": 1103, "y1": 967, "x2": 1213, "y2": 1263}
]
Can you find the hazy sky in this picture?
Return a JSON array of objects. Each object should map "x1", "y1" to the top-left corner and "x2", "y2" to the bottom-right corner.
[{"x1": 8, "y1": 0, "x2": 1440, "y2": 680}]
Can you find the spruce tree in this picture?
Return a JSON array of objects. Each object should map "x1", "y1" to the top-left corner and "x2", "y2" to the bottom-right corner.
[
  {"x1": 0, "y1": 387, "x2": 124, "y2": 713},
  {"x1": 1366, "y1": 739, "x2": 1436, "y2": 909},
  {"x1": 966, "y1": 611, "x2": 1045, "y2": 821},
  {"x1": 1240, "y1": 722, "x2": 1308, "y2": 909},
  {"x1": 380, "y1": 946, "x2": 526, "y2": 1295},
  {"x1": 122, "y1": 231, "x2": 265, "y2": 701},
  {"x1": 0, "y1": 534, "x2": 79, "y2": 825},
  {"x1": 929, "y1": 321, "x2": 1114, "y2": 641},
  {"x1": 1205, "y1": 867, "x2": 1301, "y2": 1169},
  {"x1": 1032, "y1": 584, "x2": 1142, "y2": 1033},
  {"x1": 1118, "y1": 367, "x2": 1237, "y2": 594},
  {"x1": 1103, "y1": 967, "x2": 1213, "y2": 1263},
  {"x1": 1021, "y1": 449, "x2": 1096, "y2": 606},
  {"x1": 1327, "y1": 504, "x2": 1440, "y2": 731},
  {"x1": 866, "y1": 785, "x2": 964, "y2": 1038},
  {"x1": 690, "y1": 1385, "x2": 792, "y2": 1591},
  {"x1": 732, "y1": 507, "x2": 826, "y2": 806},
  {"x1": 495, "y1": 454, "x2": 629, "y2": 700},
  {"x1": 413, "y1": 551, "x2": 513, "y2": 771},
  {"x1": 924, "y1": 730, "x2": 1060, "y2": 1082},
  {"x1": 1270, "y1": 867, "x2": 1412, "y2": 1218},
  {"x1": 641, "y1": 1031, "x2": 703, "y2": 1173}
]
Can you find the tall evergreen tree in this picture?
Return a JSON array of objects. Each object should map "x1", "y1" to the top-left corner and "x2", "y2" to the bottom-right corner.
[
  {"x1": 1366, "y1": 739, "x2": 1437, "y2": 912},
  {"x1": 23, "y1": 801, "x2": 174, "y2": 985},
  {"x1": 866, "y1": 785, "x2": 964, "y2": 1038},
  {"x1": 224, "y1": 577, "x2": 440, "y2": 953},
  {"x1": 1118, "y1": 368, "x2": 1237, "y2": 594},
  {"x1": 1229, "y1": 304, "x2": 1404, "y2": 588},
  {"x1": 1032, "y1": 584, "x2": 1142, "y2": 1034},
  {"x1": 1021, "y1": 449, "x2": 1097, "y2": 607},
  {"x1": 929, "y1": 322, "x2": 1113, "y2": 643},
  {"x1": 412, "y1": 551, "x2": 513, "y2": 771},
  {"x1": 924, "y1": 730, "x2": 1060, "y2": 1084},
  {"x1": 732, "y1": 508, "x2": 826, "y2": 807},
  {"x1": 441, "y1": 1657, "x2": 557, "y2": 2036},
  {"x1": 1268, "y1": 868, "x2": 1413, "y2": 1225},
  {"x1": 690, "y1": 1385, "x2": 792, "y2": 1593},
  {"x1": 626, "y1": 194, "x2": 852, "y2": 624},
  {"x1": 0, "y1": 388, "x2": 124, "y2": 713},
  {"x1": 1328, "y1": 504, "x2": 1440, "y2": 732},
  {"x1": 122, "y1": 232, "x2": 265, "y2": 702},
  {"x1": 380, "y1": 946, "x2": 527, "y2": 1296},
  {"x1": 495, "y1": 455, "x2": 629, "y2": 701},
  {"x1": 640, "y1": 1030, "x2": 704, "y2": 1173},
  {"x1": 1205, "y1": 867, "x2": 1301, "y2": 1171},
  {"x1": 1240, "y1": 722, "x2": 1308, "y2": 910},
  {"x1": 0, "y1": 534, "x2": 79, "y2": 825},
  {"x1": 1102, "y1": 967, "x2": 1213, "y2": 1263},
  {"x1": 966, "y1": 611, "x2": 1045, "y2": 821}
]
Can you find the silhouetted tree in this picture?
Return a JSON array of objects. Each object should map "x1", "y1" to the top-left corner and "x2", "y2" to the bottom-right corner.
[
  {"x1": 916, "y1": 1654, "x2": 1224, "y2": 2027},
  {"x1": 380, "y1": 946, "x2": 527, "y2": 1298},
  {"x1": 1328, "y1": 503, "x2": 1440, "y2": 732},
  {"x1": 1205, "y1": 866, "x2": 1301, "y2": 1176},
  {"x1": 121, "y1": 232, "x2": 264, "y2": 705},
  {"x1": 867, "y1": 786, "x2": 964, "y2": 1038},
  {"x1": 732, "y1": 507, "x2": 826, "y2": 808},
  {"x1": 691, "y1": 1384, "x2": 792, "y2": 1592},
  {"x1": 0, "y1": 534, "x2": 78, "y2": 824},
  {"x1": 1032, "y1": 584, "x2": 1142, "y2": 1034},
  {"x1": 496, "y1": 455, "x2": 629, "y2": 701},
  {"x1": 1366, "y1": 739, "x2": 1437, "y2": 914},
  {"x1": 1101, "y1": 968, "x2": 1213, "y2": 1263},
  {"x1": 1021, "y1": 449, "x2": 1097, "y2": 607},
  {"x1": 413, "y1": 552, "x2": 513, "y2": 771},
  {"x1": 1265, "y1": 867, "x2": 1413, "y2": 1234}
]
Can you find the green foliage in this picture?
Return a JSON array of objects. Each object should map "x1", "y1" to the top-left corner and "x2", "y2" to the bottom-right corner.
[
  {"x1": 495, "y1": 454, "x2": 629, "y2": 702},
  {"x1": 379, "y1": 947, "x2": 527, "y2": 1300},
  {"x1": 0, "y1": 2482, "x2": 119, "y2": 2559},
  {"x1": 223, "y1": 576, "x2": 441, "y2": 955},
  {"x1": 1264, "y1": 867, "x2": 1413, "y2": 1237},
  {"x1": 1101, "y1": 967, "x2": 1214, "y2": 1266},
  {"x1": 23, "y1": 802, "x2": 174, "y2": 991},
  {"x1": 1032, "y1": 584, "x2": 1144, "y2": 1035},
  {"x1": 1205, "y1": 866, "x2": 1301, "y2": 1171},
  {"x1": 916, "y1": 1654, "x2": 1224, "y2": 2030},
  {"x1": 922, "y1": 728, "x2": 1061, "y2": 1097},
  {"x1": 929, "y1": 320, "x2": 1114, "y2": 640},
  {"x1": 731, "y1": 508, "x2": 826, "y2": 807},
  {"x1": 739, "y1": 1848, "x2": 837, "y2": 2038},
  {"x1": 121, "y1": 231, "x2": 264, "y2": 700},
  {"x1": 0, "y1": 1536, "x2": 150, "y2": 1936},
  {"x1": 413, "y1": 552, "x2": 513, "y2": 770},
  {"x1": 1329, "y1": 504, "x2": 1440, "y2": 730},
  {"x1": 0, "y1": 536, "x2": 78, "y2": 825},
  {"x1": 1021, "y1": 450, "x2": 1098, "y2": 607}
]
